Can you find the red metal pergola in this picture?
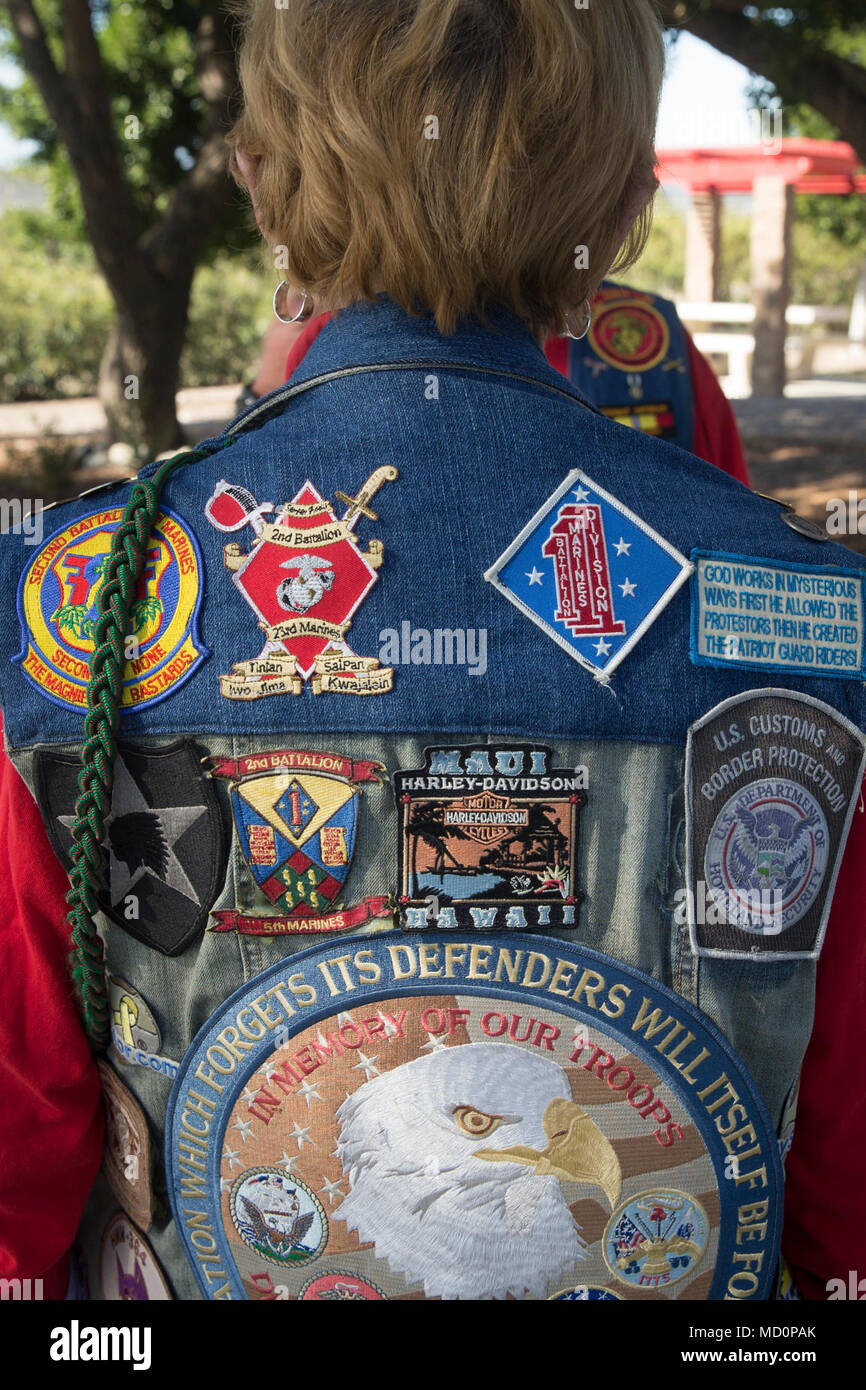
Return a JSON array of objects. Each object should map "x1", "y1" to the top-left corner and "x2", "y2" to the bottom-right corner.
[{"x1": 656, "y1": 138, "x2": 866, "y2": 195}]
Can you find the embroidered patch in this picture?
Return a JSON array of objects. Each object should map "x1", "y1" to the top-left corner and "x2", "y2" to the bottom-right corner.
[
  {"x1": 166, "y1": 933, "x2": 782, "y2": 1301},
  {"x1": 298, "y1": 1272, "x2": 385, "y2": 1300},
  {"x1": 108, "y1": 976, "x2": 179, "y2": 1079},
  {"x1": 602, "y1": 402, "x2": 677, "y2": 440},
  {"x1": 206, "y1": 749, "x2": 390, "y2": 936},
  {"x1": 99, "y1": 1212, "x2": 171, "y2": 1301},
  {"x1": 549, "y1": 1285, "x2": 623, "y2": 1301},
  {"x1": 485, "y1": 471, "x2": 692, "y2": 679},
  {"x1": 394, "y1": 745, "x2": 585, "y2": 931},
  {"x1": 685, "y1": 691, "x2": 866, "y2": 959},
  {"x1": 206, "y1": 470, "x2": 396, "y2": 698},
  {"x1": 35, "y1": 739, "x2": 228, "y2": 956},
  {"x1": 97, "y1": 1060, "x2": 153, "y2": 1231},
  {"x1": 589, "y1": 292, "x2": 671, "y2": 372},
  {"x1": 14, "y1": 505, "x2": 206, "y2": 711},
  {"x1": 690, "y1": 551, "x2": 866, "y2": 680}
]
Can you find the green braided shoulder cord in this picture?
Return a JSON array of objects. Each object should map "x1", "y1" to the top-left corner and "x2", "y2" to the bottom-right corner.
[{"x1": 66, "y1": 438, "x2": 233, "y2": 1051}]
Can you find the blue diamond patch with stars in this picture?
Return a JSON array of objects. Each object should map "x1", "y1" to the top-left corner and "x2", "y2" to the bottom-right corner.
[
  {"x1": 485, "y1": 470, "x2": 692, "y2": 679},
  {"x1": 278, "y1": 780, "x2": 318, "y2": 838}
]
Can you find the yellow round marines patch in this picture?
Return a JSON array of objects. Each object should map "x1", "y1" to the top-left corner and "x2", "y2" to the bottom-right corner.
[
  {"x1": 15, "y1": 504, "x2": 206, "y2": 712},
  {"x1": 589, "y1": 296, "x2": 671, "y2": 373}
]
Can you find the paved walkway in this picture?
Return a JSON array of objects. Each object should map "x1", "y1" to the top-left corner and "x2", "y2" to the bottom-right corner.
[{"x1": 0, "y1": 385, "x2": 240, "y2": 442}]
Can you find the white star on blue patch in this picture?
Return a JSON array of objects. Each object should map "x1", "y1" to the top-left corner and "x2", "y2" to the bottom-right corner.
[{"x1": 485, "y1": 469, "x2": 692, "y2": 679}]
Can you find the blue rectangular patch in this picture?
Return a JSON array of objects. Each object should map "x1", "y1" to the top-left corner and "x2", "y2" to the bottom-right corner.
[{"x1": 690, "y1": 549, "x2": 866, "y2": 680}]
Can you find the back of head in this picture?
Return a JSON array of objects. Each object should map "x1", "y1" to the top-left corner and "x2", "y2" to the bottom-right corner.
[{"x1": 227, "y1": 0, "x2": 665, "y2": 337}]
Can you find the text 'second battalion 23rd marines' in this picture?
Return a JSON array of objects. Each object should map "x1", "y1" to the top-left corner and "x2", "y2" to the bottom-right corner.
[{"x1": 0, "y1": 297, "x2": 864, "y2": 1303}]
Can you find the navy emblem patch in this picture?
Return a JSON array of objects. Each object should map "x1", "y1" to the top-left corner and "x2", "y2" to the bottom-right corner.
[
  {"x1": 485, "y1": 470, "x2": 691, "y2": 680},
  {"x1": 206, "y1": 749, "x2": 390, "y2": 935},
  {"x1": 685, "y1": 691, "x2": 866, "y2": 959},
  {"x1": 34, "y1": 739, "x2": 228, "y2": 956},
  {"x1": 97, "y1": 1060, "x2": 153, "y2": 1231},
  {"x1": 99, "y1": 1212, "x2": 171, "y2": 1301},
  {"x1": 108, "y1": 976, "x2": 179, "y2": 1080},
  {"x1": 394, "y1": 745, "x2": 585, "y2": 931},
  {"x1": 166, "y1": 934, "x2": 781, "y2": 1300},
  {"x1": 690, "y1": 551, "x2": 866, "y2": 680}
]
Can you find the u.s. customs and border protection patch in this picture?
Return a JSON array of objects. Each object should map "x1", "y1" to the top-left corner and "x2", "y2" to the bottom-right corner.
[
  {"x1": 685, "y1": 691, "x2": 866, "y2": 960},
  {"x1": 166, "y1": 934, "x2": 782, "y2": 1301},
  {"x1": 206, "y1": 748, "x2": 390, "y2": 936},
  {"x1": 97, "y1": 1060, "x2": 153, "y2": 1232},
  {"x1": 394, "y1": 745, "x2": 585, "y2": 931},
  {"x1": 34, "y1": 739, "x2": 227, "y2": 956},
  {"x1": 205, "y1": 470, "x2": 396, "y2": 698},
  {"x1": 485, "y1": 470, "x2": 692, "y2": 680},
  {"x1": 14, "y1": 505, "x2": 206, "y2": 711}
]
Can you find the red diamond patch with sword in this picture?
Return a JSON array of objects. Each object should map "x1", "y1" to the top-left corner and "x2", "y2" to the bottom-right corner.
[{"x1": 206, "y1": 468, "x2": 397, "y2": 698}]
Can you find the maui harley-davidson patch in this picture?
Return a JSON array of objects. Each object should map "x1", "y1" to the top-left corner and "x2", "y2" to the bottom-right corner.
[
  {"x1": 394, "y1": 744, "x2": 585, "y2": 931},
  {"x1": 205, "y1": 471, "x2": 396, "y2": 698},
  {"x1": 165, "y1": 933, "x2": 782, "y2": 1301}
]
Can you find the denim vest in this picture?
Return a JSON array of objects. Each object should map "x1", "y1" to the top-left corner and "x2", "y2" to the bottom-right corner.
[
  {"x1": 566, "y1": 282, "x2": 695, "y2": 450},
  {"x1": 2, "y1": 297, "x2": 864, "y2": 1302}
]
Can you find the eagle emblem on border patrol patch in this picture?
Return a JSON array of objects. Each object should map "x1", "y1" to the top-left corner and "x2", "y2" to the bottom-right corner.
[
  {"x1": 14, "y1": 504, "x2": 206, "y2": 712},
  {"x1": 485, "y1": 470, "x2": 692, "y2": 679},
  {"x1": 205, "y1": 470, "x2": 397, "y2": 698}
]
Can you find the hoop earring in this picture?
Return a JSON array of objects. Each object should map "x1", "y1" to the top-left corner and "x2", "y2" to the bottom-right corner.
[
  {"x1": 273, "y1": 283, "x2": 314, "y2": 325},
  {"x1": 564, "y1": 299, "x2": 593, "y2": 341}
]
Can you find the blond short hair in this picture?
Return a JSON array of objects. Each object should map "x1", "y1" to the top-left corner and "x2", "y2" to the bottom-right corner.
[{"x1": 227, "y1": 0, "x2": 664, "y2": 337}]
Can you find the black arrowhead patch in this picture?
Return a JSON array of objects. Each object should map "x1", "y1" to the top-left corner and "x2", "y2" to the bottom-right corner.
[{"x1": 34, "y1": 738, "x2": 228, "y2": 955}]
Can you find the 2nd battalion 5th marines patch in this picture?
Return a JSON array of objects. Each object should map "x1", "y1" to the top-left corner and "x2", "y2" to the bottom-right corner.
[
  {"x1": 394, "y1": 745, "x2": 584, "y2": 931},
  {"x1": 206, "y1": 748, "x2": 390, "y2": 936},
  {"x1": 205, "y1": 470, "x2": 396, "y2": 698},
  {"x1": 166, "y1": 934, "x2": 782, "y2": 1300},
  {"x1": 14, "y1": 504, "x2": 206, "y2": 711},
  {"x1": 685, "y1": 691, "x2": 866, "y2": 959}
]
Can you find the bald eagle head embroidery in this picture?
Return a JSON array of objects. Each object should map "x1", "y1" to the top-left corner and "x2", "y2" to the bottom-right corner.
[{"x1": 334, "y1": 1043, "x2": 621, "y2": 1300}]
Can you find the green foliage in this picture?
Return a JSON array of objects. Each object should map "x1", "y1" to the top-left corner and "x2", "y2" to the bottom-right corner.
[
  {"x1": 129, "y1": 596, "x2": 163, "y2": 634},
  {"x1": 0, "y1": 204, "x2": 270, "y2": 401}
]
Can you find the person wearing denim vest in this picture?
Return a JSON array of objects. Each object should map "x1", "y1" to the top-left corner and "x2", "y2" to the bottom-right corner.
[{"x1": 0, "y1": 0, "x2": 863, "y2": 1304}]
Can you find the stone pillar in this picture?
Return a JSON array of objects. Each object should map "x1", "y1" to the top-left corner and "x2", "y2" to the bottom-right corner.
[
  {"x1": 685, "y1": 189, "x2": 722, "y2": 304},
  {"x1": 750, "y1": 176, "x2": 795, "y2": 396}
]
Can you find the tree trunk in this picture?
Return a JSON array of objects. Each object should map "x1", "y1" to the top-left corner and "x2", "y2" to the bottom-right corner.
[{"x1": 97, "y1": 270, "x2": 194, "y2": 455}]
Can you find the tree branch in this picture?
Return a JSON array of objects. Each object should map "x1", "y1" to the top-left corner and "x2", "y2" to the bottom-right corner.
[{"x1": 659, "y1": 4, "x2": 866, "y2": 164}]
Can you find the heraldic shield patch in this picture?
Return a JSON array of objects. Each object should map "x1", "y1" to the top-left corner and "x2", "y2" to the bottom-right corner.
[
  {"x1": 166, "y1": 934, "x2": 782, "y2": 1301},
  {"x1": 34, "y1": 739, "x2": 227, "y2": 955},
  {"x1": 686, "y1": 691, "x2": 866, "y2": 960}
]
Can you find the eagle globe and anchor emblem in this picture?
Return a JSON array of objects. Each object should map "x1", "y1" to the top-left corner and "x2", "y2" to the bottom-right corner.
[{"x1": 205, "y1": 467, "x2": 398, "y2": 698}]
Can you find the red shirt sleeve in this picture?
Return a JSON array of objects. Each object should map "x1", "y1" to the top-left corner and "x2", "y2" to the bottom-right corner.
[
  {"x1": 783, "y1": 793, "x2": 866, "y2": 1298},
  {"x1": 686, "y1": 330, "x2": 752, "y2": 486},
  {"x1": 0, "y1": 728, "x2": 104, "y2": 1295},
  {"x1": 284, "y1": 312, "x2": 334, "y2": 381}
]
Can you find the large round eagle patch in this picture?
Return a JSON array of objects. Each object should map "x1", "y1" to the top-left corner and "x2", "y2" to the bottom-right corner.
[{"x1": 166, "y1": 934, "x2": 781, "y2": 1301}]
